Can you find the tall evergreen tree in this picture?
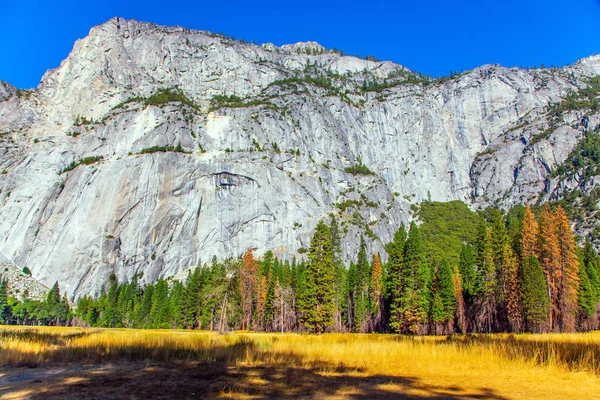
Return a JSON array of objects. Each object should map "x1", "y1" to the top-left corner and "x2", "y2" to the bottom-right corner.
[
  {"x1": 354, "y1": 237, "x2": 371, "y2": 332},
  {"x1": 240, "y1": 248, "x2": 258, "y2": 330},
  {"x1": 404, "y1": 222, "x2": 432, "y2": 334},
  {"x1": 583, "y1": 238, "x2": 600, "y2": 302},
  {"x1": 475, "y1": 224, "x2": 496, "y2": 332},
  {"x1": 577, "y1": 260, "x2": 596, "y2": 322},
  {"x1": 298, "y1": 221, "x2": 335, "y2": 334},
  {"x1": 370, "y1": 253, "x2": 383, "y2": 331},
  {"x1": 554, "y1": 206, "x2": 580, "y2": 332},
  {"x1": 459, "y1": 244, "x2": 476, "y2": 300},
  {"x1": 503, "y1": 243, "x2": 523, "y2": 332},
  {"x1": 520, "y1": 205, "x2": 539, "y2": 260},
  {"x1": 431, "y1": 259, "x2": 455, "y2": 334},
  {"x1": 150, "y1": 279, "x2": 170, "y2": 328},
  {"x1": 330, "y1": 217, "x2": 346, "y2": 332},
  {"x1": 0, "y1": 279, "x2": 8, "y2": 324},
  {"x1": 519, "y1": 255, "x2": 550, "y2": 332},
  {"x1": 385, "y1": 225, "x2": 407, "y2": 333},
  {"x1": 452, "y1": 264, "x2": 467, "y2": 333},
  {"x1": 539, "y1": 205, "x2": 561, "y2": 331}
]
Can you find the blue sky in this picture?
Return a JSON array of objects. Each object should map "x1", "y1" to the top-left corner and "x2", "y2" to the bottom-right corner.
[{"x1": 2, "y1": 0, "x2": 600, "y2": 88}]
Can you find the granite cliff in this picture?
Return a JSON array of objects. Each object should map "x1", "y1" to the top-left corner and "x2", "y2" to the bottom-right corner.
[{"x1": 1, "y1": 17, "x2": 599, "y2": 298}]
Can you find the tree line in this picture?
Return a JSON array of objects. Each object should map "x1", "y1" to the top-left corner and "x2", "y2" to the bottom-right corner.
[{"x1": 1, "y1": 204, "x2": 599, "y2": 334}]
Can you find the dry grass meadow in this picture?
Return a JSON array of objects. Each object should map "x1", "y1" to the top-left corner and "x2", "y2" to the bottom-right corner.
[{"x1": 1, "y1": 326, "x2": 599, "y2": 399}]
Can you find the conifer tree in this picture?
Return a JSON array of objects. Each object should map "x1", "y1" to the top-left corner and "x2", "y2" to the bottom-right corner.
[
  {"x1": 0, "y1": 279, "x2": 8, "y2": 324},
  {"x1": 431, "y1": 259, "x2": 455, "y2": 334},
  {"x1": 539, "y1": 205, "x2": 561, "y2": 331},
  {"x1": 150, "y1": 279, "x2": 170, "y2": 328},
  {"x1": 298, "y1": 221, "x2": 335, "y2": 334},
  {"x1": 330, "y1": 217, "x2": 346, "y2": 332},
  {"x1": 582, "y1": 238, "x2": 600, "y2": 303},
  {"x1": 354, "y1": 237, "x2": 371, "y2": 332},
  {"x1": 135, "y1": 285, "x2": 154, "y2": 328},
  {"x1": 458, "y1": 244, "x2": 476, "y2": 300},
  {"x1": 385, "y1": 225, "x2": 407, "y2": 333},
  {"x1": 452, "y1": 264, "x2": 467, "y2": 333},
  {"x1": 503, "y1": 243, "x2": 523, "y2": 332},
  {"x1": 240, "y1": 248, "x2": 258, "y2": 330},
  {"x1": 475, "y1": 225, "x2": 496, "y2": 332},
  {"x1": 554, "y1": 206, "x2": 580, "y2": 332},
  {"x1": 519, "y1": 255, "x2": 550, "y2": 332},
  {"x1": 346, "y1": 261, "x2": 358, "y2": 331},
  {"x1": 405, "y1": 222, "x2": 432, "y2": 333},
  {"x1": 181, "y1": 267, "x2": 201, "y2": 328},
  {"x1": 370, "y1": 253, "x2": 383, "y2": 331},
  {"x1": 578, "y1": 261, "x2": 596, "y2": 321},
  {"x1": 256, "y1": 274, "x2": 268, "y2": 330},
  {"x1": 520, "y1": 205, "x2": 539, "y2": 260}
]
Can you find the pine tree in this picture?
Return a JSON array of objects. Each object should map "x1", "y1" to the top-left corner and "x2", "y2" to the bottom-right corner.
[
  {"x1": 181, "y1": 267, "x2": 201, "y2": 328},
  {"x1": 459, "y1": 244, "x2": 476, "y2": 300},
  {"x1": 135, "y1": 285, "x2": 154, "y2": 328},
  {"x1": 578, "y1": 261, "x2": 596, "y2": 320},
  {"x1": 354, "y1": 237, "x2": 370, "y2": 332},
  {"x1": 369, "y1": 253, "x2": 383, "y2": 331},
  {"x1": 240, "y1": 248, "x2": 258, "y2": 330},
  {"x1": 150, "y1": 279, "x2": 170, "y2": 328},
  {"x1": 519, "y1": 255, "x2": 550, "y2": 332},
  {"x1": 0, "y1": 279, "x2": 8, "y2": 324},
  {"x1": 385, "y1": 225, "x2": 407, "y2": 333},
  {"x1": 554, "y1": 206, "x2": 580, "y2": 332},
  {"x1": 255, "y1": 274, "x2": 268, "y2": 330},
  {"x1": 538, "y1": 205, "x2": 561, "y2": 331},
  {"x1": 503, "y1": 243, "x2": 523, "y2": 332},
  {"x1": 431, "y1": 259, "x2": 455, "y2": 334},
  {"x1": 452, "y1": 264, "x2": 467, "y2": 333},
  {"x1": 404, "y1": 222, "x2": 432, "y2": 334},
  {"x1": 583, "y1": 238, "x2": 600, "y2": 303},
  {"x1": 330, "y1": 217, "x2": 346, "y2": 332},
  {"x1": 346, "y1": 261, "x2": 358, "y2": 331},
  {"x1": 520, "y1": 205, "x2": 539, "y2": 260},
  {"x1": 298, "y1": 221, "x2": 335, "y2": 334},
  {"x1": 475, "y1": 224, "x2": 496, "y2": 332}
]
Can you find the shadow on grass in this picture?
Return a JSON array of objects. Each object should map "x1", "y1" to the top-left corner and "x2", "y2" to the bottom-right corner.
[
  {"x1": 0, "y1": 339, "x2": 509, "y2": 399},
  {"x1": 0, "y1": 329, "x2": 93, "y2": 346}
]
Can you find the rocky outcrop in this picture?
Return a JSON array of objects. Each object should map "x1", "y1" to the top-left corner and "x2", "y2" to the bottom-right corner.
[{"x1": 0, "y1": 17, "x2": 599, "y2": 298}]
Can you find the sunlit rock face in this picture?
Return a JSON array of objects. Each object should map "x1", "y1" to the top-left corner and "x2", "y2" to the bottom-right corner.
[{"x1": 1, "y1": 17, "x2": 598, "y2": 298}]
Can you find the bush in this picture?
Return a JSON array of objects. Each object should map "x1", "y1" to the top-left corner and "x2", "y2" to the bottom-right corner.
[
  {"x1": 60, "y1": 156, "x2": 103, "y2": 174},
  {"x1": 344, "y1": 164, "x2": 376, "y2": 176}
]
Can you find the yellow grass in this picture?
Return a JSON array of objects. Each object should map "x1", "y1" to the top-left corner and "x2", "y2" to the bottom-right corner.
[{"x1": 1, "y1": 326, "x2": 599, "y2": 399}]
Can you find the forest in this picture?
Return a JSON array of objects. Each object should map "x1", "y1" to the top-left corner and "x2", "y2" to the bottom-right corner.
[{"x1": 1, "y1": 202, "x2": 599, "y2": 335}]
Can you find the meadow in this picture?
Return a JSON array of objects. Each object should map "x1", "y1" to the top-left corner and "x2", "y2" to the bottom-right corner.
[{"x1": 1, "y1": 326, "x2": 599, "y2": 399}]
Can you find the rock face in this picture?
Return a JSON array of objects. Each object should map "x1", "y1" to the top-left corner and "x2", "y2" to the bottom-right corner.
[{"x1": 1, "y1": 17, "x2": 599, "y2": 298}]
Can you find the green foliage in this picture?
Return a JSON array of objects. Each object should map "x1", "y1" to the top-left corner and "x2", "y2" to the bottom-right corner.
[
  {"x1": 578, "y1": 262, "x2": 596, "y2": 317},
  {"x1": 551, "y1": 130, "x2": 600, "y2": 180},
  {"x1": 549, "y1": 76, "x2": 600, "y2": 115},
  {"x1": 344, "y1": 164, "x2": 376, "y2": 176},
  {"x1": 431, "y1": 259, "x2": 455, "y2": 324},
  {"x1": 59, "y1": 156, "x2": 103, "y2": 174},
  {"x1": 113, "y1": 87, "x2": 198, "y2": 111},
  {"x1": 519, "y1": 255, "x2": 550, "y2": 331},
  {"x1": 298, "y1": 221, "x2": 336, "y2": 333},
  {"x1": 137, "y1": 142, "x2": 189, "y2": 155},
  {"x1": 459, "y1": 244, "x2": 476, "y2": 300},
  {"x1": 22, "y1": 267, "x2": 31, "y2": 276},
  {"x1": 385, "y1": 225, "x2": 408, "y2": 333},
  {"x1": 0, "y1": 279, "x2": 8, "y2": 324},
  {"x1": 418, "y1": 200, "x2": 483, "y2": 266}
]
